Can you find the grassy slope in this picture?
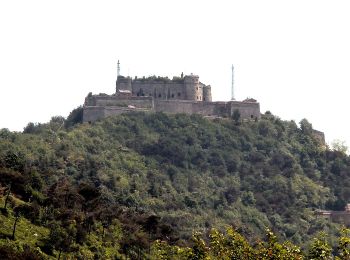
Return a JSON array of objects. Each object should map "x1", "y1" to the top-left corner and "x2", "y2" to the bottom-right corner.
[{"x1": 0, "y1": 197, "x2": 51, "y2": 258}]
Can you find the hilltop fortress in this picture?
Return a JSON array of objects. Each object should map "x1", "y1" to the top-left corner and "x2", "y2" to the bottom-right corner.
[{"x1": 83, "y1": 73, "x2": 261, "y2": 123}]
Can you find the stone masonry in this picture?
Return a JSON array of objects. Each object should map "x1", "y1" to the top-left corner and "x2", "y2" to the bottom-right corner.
[{"x1": 83, "y1": 74, "x2": 261, "y2": 123}]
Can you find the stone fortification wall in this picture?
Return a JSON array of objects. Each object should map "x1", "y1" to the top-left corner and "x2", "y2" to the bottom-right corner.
[
  {"x1": 83, "y1": 94, "x2": 154, "y2": 122},
  {"x1": 154, "y1": 100, "x2": 222, "y2": 116},
  {"x1": 85, "y1": 95, "x2": 153, "y2": 109},
  {"x1": 83, "y1": 94, "x2": 261, "y2": 123},
  {"x1": 115, "y1": 74, "x2": 212, "y2": 102},
  {"x1": 83, "y1": 106, "x2": 151, "y2": 123},
  {"x1": 312, "y1": 129, "x2": 326, "y2": 145},
  {"x1": 229, "y1": 101, "x2": 261, "y2": 120},
  {"x1": 132, "y1": 81, "x2": 186, "y2": 100},
  {"x1": 154, "y1": 100, "x2": 194, "y2": 114},
  {"x1": 84, "y1": 74, "x2": 259, "y2": 123},
  {"x1": 316, "y1": 207, "x2": 350, "y2": 225},
  {"x1": 95, "y1": 96, "x2": 153, "y2": 109},
  {"x1": 153, "y1": 100, "x2": 260, "y2": 119},
  {"x1": 192, "y1": 101, "x2": 222, "y2": 116},
  {"x1": 189, "y1": 101, "x2": 229, "y2": 117},
  {"x1": 83, "y1": 106, "x2": 105, "y2": 123},
  {"x1": 104, "y1": 106, "x2": 151, "y2": 117},
  {"x1": 330, "y1": 212, "x2": 350, "y2": 225}
]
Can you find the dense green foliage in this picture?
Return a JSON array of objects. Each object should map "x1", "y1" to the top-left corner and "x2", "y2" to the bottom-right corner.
[{"x1": 1, "y1": 111, "x2": 350, "y2": 258}]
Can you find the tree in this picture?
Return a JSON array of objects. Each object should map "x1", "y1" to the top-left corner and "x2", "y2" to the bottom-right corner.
[
  {"x1": 0, "y1": 244, "x2": 45, "y2": 260},
  {"x1": 332, "y1": 139, "x2": 348, "y2": 154},
  {"x1": 12, "y1": 208, "x2": 21, "y2": 240},
  {"x1": 4, "y1": 151, "x2": 25, "y2": 172},
  {"x1": 308, "y1": 232, "x2": 332, "y2": 260},
  {"x1": 144, "y1": 215, "x2": 160, "y2": 255},
  {"x1": 65, "y1": 106, "x2": 83, "y2": 128},
  {"x1": 192, "y1": 232, "x2": 208, "y2": 260},
  {"x1": 241, "y1": 191, "x2": 256, "y2": 206},
  {"x1": 45, "y1": 222, "x2": 74, "y2": 259},
  {"x1": 300, "y1": 118, "x2": 313, "y2": 135},
  {"x1": 23, "y1": 122, "x2": 41, "y2": 134},
  {"x1": 256, "y1": 229, "x2": 303, "y2": 259},
  {"x1": 232, "y1": 109, "x2": 241, "y2": 124},
  {"x1": 337, "y1": 228, "x2": 350, "y2": 259},
  {"x1": 12, "y1": 204, "x2": 31, "y2": 240},
  {"x1": 49, "y1": 116, "x2": 66, "y2": 132},
  {"x1": 3, "y1": 183, "x2": 11, "y2": 209}
]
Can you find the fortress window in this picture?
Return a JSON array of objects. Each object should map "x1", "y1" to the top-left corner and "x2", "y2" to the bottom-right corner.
[
  {"x1": 178, "y1": 93, "x2": 181, "y2": 97},
  {"x1": 158, "y1": 94, "x2": 162, "y2": 98},
  {"x1": 203, "y1": 97, "x2": 206, "y2": 101},
  {"x1": 197, "y1": 96, "x2": 198, "y2": 100},
  {"x1": 171, "y1": 94, "x2": 174, "y2": 98},
  {"x1": 196, "y1": 87, "x2": 198, "y2": 90}
]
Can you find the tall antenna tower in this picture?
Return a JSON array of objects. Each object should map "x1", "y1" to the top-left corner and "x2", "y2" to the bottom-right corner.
[
  {"x1": 117, "y1": 60, "x2": 120, "y2": 78},
  {"x1": 231, "y1": 65, "x2": 235, "y2": 100}
]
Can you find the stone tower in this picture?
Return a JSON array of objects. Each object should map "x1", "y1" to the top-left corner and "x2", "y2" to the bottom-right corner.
[
  {"x1": 203, "y1": 85, "x2": 212, "y2": 102},
  {"x1": 116, "y1": 76, "x2": 132, "y2": 92},
  {"x1": 184, "y1": 74, "x2": 200, "y2": 101}
]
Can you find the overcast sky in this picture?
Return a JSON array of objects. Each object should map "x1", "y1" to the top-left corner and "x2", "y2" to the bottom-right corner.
[{"x1": 1, "y1": 0, "x2": 349, "y2": 147}]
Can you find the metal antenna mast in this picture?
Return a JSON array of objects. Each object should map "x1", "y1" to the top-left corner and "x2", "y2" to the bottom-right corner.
[
  {"x1": 117, "y1": 60, "x2": 120, "y2": 78},
  {"x1": 231, "y1": 65, "x2": 235, "y2": 100}
]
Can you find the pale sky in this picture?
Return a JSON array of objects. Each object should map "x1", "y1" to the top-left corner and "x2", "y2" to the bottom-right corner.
[{"x1": 1, "y1": 1, "x2": 350, "y2": 147}]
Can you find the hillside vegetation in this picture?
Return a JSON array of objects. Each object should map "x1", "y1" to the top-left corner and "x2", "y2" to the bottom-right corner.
[{"x1": 1, "y1": 110, "x2": 350, "y2": 259}]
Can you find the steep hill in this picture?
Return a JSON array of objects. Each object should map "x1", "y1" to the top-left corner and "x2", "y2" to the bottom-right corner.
[{"x1": 1, "y1": 111, "x2": 350, "y2": 258}]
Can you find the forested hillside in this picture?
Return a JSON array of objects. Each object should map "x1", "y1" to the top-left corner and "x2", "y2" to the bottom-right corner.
[{"x1": 1, "y1": 110, "x2": 350, "y2": 259}]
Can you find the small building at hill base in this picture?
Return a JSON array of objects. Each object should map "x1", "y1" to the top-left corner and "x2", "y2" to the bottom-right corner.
[
  {"x1": 316, "y1": 204, "x2": 350, "y2": 225},
  {"x1": 83, "y1": 74, "x2": 261, "y2": 123}
]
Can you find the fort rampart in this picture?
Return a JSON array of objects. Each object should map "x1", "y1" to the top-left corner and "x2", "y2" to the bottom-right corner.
[{"x1": 83, "y1": 73, "x2": 261, "y2": 122}]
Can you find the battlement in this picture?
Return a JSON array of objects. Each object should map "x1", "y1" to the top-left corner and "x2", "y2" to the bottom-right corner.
[
  {"x1": 83, "y1": 72, "x2": 261, "y2": 123},
  {"x1": 116, "y1": 73, "x2": 211, "y2": 102}
]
